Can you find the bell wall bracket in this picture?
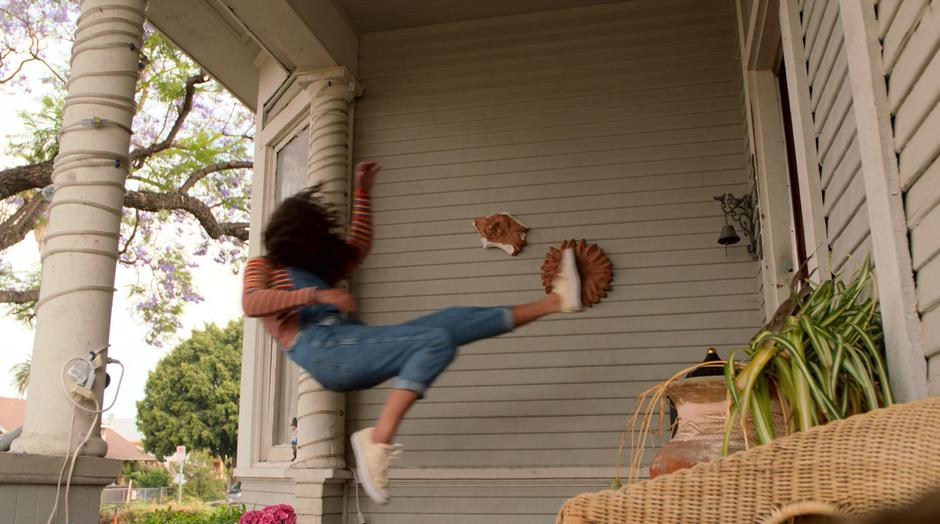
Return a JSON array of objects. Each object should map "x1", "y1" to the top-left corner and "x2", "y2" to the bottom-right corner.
[{"x1": 714, "y1": 193, "x2": 758, "y2": 261}]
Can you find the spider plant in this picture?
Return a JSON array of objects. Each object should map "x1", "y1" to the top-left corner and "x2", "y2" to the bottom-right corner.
[{"x1": 723, "y1": 257, "x2": 892, "y2": 454}]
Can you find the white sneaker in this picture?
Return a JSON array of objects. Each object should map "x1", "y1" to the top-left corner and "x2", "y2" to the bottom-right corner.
[
  {"x1": 351, "y1": 428, "x2": 402, "y2": 505},
  {"x1": 552, "y1": 248, "x2": 583, "y2": 312}
]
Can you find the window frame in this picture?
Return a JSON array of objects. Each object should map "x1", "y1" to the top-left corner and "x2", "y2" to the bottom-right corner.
[{"x1": 244, "y1": 90, "x2": 311, "y2": 466}]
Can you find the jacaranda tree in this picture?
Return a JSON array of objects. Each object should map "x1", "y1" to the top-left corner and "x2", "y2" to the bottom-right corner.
[{"x1": 0, "y1": 0, "x2": 253, "y2": 345}]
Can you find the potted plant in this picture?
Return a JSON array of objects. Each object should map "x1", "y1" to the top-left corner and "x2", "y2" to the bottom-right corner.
[
  {"x1": 615, "y1": 258, "x2": 890, "y2": 487},
  {"x1": 723, "y1": 257, "x2": 891, "y2": 452}
]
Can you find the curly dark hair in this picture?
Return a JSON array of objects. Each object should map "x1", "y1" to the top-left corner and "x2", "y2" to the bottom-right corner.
[{"x1": 263, "y1": 185, "x2": 357, "y2": 285}]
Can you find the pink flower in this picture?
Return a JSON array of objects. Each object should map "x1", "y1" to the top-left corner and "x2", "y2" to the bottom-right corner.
[{"x1": 240, "y1": 504, "x2": 296, "y2": 524}]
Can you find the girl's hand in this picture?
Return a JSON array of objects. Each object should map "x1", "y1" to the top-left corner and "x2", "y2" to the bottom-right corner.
[
  {"x1": 316, "y1": 288, "x2": 357, "y2": 313},
  {"x1": 354, "y1": 161, "x2": 380, "y2": 192}
]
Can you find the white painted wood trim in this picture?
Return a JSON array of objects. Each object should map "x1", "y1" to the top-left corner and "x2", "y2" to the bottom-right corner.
[
  {"x1": 735, "y1": 0, "x2": 757, "y2": 131},
  {"x1": 238, "y1": 85, "x2": 313, "y2": 470},
  {"x1": 839, "y1": 0, "x2": 927, "y2": 402},
  {"x1": 745, "y1": 0, "x2": 783, "y2": 70},
  {"x1": 735, "y1": 0, "x2": 789, "y2": 318},
  {"x1": 779, "y1": 0, "x2": 832, "y2": 282},
  {"x1": 750, "y1": 71, "x2": 798, "y2": 316}
]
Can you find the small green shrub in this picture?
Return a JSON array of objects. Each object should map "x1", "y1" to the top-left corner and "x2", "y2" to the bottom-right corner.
[
  {"x1": 137, "y1": 505, "x2": 244, "y2": 524},
  {"x1": 179, "y1": 450, "x2": 228, "y2": 502},
  {"x1": 128, "y1": 467, "x2": 172, "y2": 488},
  {"x1": 101, "y1": 503, "x2": 244, "y2": 524}
]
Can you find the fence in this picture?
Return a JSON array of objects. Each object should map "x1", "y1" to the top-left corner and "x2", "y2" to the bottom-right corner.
[{"x1": 101, "y1": 486, "x2": 174, "y2": 505}]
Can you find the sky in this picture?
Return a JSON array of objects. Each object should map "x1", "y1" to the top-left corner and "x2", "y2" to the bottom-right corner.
[{"x1": 0, "y1": 54, "x2": 245, "y2": 426}]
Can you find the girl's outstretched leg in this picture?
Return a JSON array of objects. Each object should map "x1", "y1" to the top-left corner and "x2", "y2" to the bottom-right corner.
[
  {"x1": 368, "y1": 293, "x2": 562, "y2": 445},
  {"x1": 352, "y1": 248, "x2": 582, "y2": 505},
  {"x1": 373, "y1": 389, "x2": 418, "y2": 444},
  {"x1": 350, "y1": 390, "x2": 418, "y2": 504},
  {"x1": 511, "y1": 293, "x2": 562, "y2": 326}
]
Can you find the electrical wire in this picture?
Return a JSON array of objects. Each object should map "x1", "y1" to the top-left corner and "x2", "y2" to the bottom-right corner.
[
  {"x1": 350, "y1": 469, "x2": 367, "y2": 524},
  {"x1": 65, "y1": 398, "x2": 99, "y2": 524},
  {"x1": 45, "y1": 409, "x2": 76, "y2": 524},
  {"x1": 59, "y1": 357, "x2": 125, "y2": 414},
  {"x1": 36, "y1": 0, "x2": 143, "y2": 314},
  {"x1": 44, "y1": 398, "x2": 99, "y2": 524},
  {"x1": 45, "y1": 345, "x2": 123, "y2": 524}
]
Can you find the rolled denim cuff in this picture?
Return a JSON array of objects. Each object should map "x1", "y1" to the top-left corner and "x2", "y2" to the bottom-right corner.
[
  {"x1": 392, "y1": 378, "x2": 428, "y2": 398},
  {"x1": 500, "y1": 306, "x2": 514, "y2": 331}
]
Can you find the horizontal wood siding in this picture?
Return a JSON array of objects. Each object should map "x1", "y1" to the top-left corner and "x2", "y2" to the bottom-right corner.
[
  {"x1": 239, "y1": 477, "x2": 296, "y2": 508},
  {"x1": 801, "y1": 0, "x2": 872, "y2": 273},
  {"x1": 347, "y1": 0, "x2": 756, "y2": 520},
  {"x1": 345, "y1": 480, "x2": 610, "y2": 523},
  {"x1": 879, "y1": 0, "x2": 940, "y2": 391}
]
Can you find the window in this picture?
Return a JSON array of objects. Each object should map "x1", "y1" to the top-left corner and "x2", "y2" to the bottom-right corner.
[{"x1": 270, "y1": 126, "x2": 309, "y2": 448}]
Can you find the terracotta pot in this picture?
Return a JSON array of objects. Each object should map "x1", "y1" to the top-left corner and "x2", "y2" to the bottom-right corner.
[{"x1": 648, "y1": 376, "x2": 784, "y2": 478}]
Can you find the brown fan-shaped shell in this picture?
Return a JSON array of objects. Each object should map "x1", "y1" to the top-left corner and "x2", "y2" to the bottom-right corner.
[{"x1": 540, "y1": 239, "x2": 613, "y2": 307}]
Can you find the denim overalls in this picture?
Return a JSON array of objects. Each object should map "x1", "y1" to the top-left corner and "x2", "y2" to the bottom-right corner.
[{"x1": 285, "y1": 267, "x2": 514, "y2": 397}]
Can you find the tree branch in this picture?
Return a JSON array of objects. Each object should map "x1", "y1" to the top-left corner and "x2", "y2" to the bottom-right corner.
[
  {"x1": 118, "y1": 209, "x2": 140, "y2": 257},
  {"x1": 0, "y1": 160, "x2": 53, "y2": 200},
  {"x1": 0, "y1": 193, "x2": 48, "y2": 251},
  {"x1": 0, "y1": 287, "x2": 39, "y2": 304},
  {"x1": 125, "y1": 190, "x2": 248, "y2": 241},
  {"x1": 179, "y1": 160, "x2": 252, "y2": 194},
  {"x1": 130, "y1": 72, "x2": 208, "y2": 164},
  {"x1": 1, "y1": 161, "x2": 250, "y2": 243}
]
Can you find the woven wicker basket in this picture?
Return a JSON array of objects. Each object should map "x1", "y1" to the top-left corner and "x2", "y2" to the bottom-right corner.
[{"x1": 557, "y1": 397, "x2": 940, "y2": 524}]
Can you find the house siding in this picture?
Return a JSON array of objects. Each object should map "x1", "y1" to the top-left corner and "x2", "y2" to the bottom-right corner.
[
  {"x1": 346, "y1": 0, "x2": 760, "y2": 521},
  {"x1": 877, "y1": 0, "x2": 940, "y2": 393},
  {"x1": 800, "y1": 0, "x2": 872, "y2": 273}
]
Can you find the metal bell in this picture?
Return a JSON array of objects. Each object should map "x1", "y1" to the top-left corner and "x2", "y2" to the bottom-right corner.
[{"x1": 718, "y1": 224, "x2": 740, "y2": 245}]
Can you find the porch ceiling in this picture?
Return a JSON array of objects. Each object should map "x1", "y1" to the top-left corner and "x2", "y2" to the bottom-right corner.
[
  {"x1": 147, "y1": 0, "x2": 262, "y2": 109},
  {"x1": 146, "y1": 0, "x2": 635, "y2": 111},
  {"x1": 329, "y1": 0, "x2": 628, "y2": 33},
  {"x1": 148, "y1": 0, "x2": 358, "y2": 111}
]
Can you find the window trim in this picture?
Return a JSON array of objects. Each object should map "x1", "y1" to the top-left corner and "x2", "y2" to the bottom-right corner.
[{"x1": 242, "y1": 91, "x2": 311, "y2": 467}]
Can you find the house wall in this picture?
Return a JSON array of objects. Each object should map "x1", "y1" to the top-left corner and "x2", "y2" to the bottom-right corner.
[
  {"x1": 800, "y1": 0, "x2": 872, "y2": 273},
  {"x1": 876, "y1": 0, "x2": 940, "y2": 394},
  {"x1": 346, "y1": 0, "x2": 760, "y2": 521}
]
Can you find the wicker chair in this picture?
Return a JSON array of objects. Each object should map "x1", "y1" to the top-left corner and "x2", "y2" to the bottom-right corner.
[{"x1": 557, "y1": 397, "x2": 940, "y2": 524}]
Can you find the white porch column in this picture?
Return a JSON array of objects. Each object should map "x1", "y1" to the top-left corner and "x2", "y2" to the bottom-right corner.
[
  {"x1": 291, "y1": 66, "x2": 359, "y2": 524},
  {"x1": 839, "y1": 0, "x2": 927, "y2": 401},
  {"x1": 11, "y1": 0, "x2": 145, "y2": 456}
]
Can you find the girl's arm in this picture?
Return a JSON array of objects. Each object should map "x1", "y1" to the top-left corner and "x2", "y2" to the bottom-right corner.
[
  {"x1": 343, "y1": 161, "x2": 379, "y2": 274},
  {"x1": 344, "y1": 186, "x2": 373, "y2": 272},
  {"x1": 242, "y1": 257, "x2": 317, "y2": 317}
]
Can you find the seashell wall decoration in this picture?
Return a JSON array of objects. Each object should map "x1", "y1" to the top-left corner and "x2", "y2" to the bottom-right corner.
[
  {"x1": 472, "y1": 212, "x2": 528, "y2": 256},
  {"x1": 541, "y1": 239, "x2": 613, "y2": 307}
]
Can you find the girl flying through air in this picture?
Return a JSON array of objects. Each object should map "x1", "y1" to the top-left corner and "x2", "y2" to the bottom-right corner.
[{"x1": 242, "y1": 161, "x2": 582, "y2": 504}]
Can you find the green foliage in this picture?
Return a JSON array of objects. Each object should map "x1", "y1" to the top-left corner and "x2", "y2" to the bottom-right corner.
[
  {"x1": 723, "y1": 257, "x2": 890, "y2": 453},
  {"x1": 9, "y1": 355, "x2": 29, "y2": 396},
  {"x1": 124, "y1": 463, "x2": 172, "y2": 488},
  {"x1": 137, "y1": 320, "x2": 242, "y2": 463},
  {"x1": 7, "y1": 94, "x2": 62, "y2": 163},
  {"x1": 0, "y1": 259, "x2": 39, "y2": 323},
  {"x1": 180, "y1": 449, "x2": 227, "y2": 501},
  {"x1": 101, "y1": 503, "x2": 244, "y2": 524}
]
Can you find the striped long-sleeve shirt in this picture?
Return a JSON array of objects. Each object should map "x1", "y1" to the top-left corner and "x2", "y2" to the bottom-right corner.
[{"x1": 242, "y1": 187, "x2": 372, "y2": 347}]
